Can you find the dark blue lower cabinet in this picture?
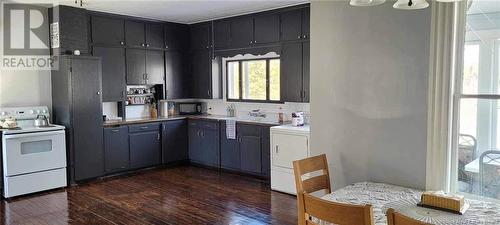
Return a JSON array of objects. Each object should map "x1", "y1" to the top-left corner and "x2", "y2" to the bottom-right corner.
[
  {"x1": 129, "y1": 130, "x2": 161, "y2": 169},
  {"x1": 221, "y1": 122, "x2": 240, "y2": 170},
  {"x1": 188, "y1": 119, "x2": 220, "y2": 167},
  {"x1": 220, "y1": 122, "x2": 271, "y2": 177},
  {"x1": 240, "y1": 135, "x2": 262, "y2": 174},
  {"x1": 162, "y1": 120, "x2": 188, "y2": 164},
  {"x1": 104, "y1": 126, "x2": 130, "y2": 173}
]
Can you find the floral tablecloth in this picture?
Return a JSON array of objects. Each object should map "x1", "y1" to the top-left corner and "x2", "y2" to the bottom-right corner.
[{"x1": 322, "y1": 182, "x2": 500, "y2": 225}]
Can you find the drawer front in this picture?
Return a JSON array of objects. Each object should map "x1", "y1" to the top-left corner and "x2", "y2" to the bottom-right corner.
[
  {"x1": 189, "y1": 120, "x2": 218, "y2": 130},
  {"x1": 129, "y1": 123, "x2": 160, "y2": 133}
]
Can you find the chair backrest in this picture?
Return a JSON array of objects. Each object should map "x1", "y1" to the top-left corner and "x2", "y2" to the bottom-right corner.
[
  {"x1": 303, "y1": 193, "x2": 374, "y2": 225},
  {"x1": 386, "y1": 208, "x2": 430, "y2": 225},
  {"x1": 293, "y1": 154, "x2": 331, "y2": 195},
  {"x1": 479, "y1": 150, "x2": 500, "y2": 197},
  {"x1": 293, "y1": 154, "x2": 332, "y2": 225}
]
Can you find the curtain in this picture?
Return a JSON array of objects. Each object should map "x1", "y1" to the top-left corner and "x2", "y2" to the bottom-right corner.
[{"x1": 426, "y1": 1, "x2": 467, "y2": 191}]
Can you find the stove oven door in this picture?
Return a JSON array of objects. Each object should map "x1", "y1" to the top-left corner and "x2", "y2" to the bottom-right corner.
[{"x1": 2, "y1": 130, "x2": 66, "y2": 177}]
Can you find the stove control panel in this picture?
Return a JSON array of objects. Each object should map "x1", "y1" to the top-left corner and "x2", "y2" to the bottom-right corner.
[{"x1": 0, "y1": 106, "x2": 50, "y2": 120}]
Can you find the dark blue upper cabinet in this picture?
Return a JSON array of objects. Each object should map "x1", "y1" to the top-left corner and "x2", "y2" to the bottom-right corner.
[
  {"x1": 125, "y1": 20, "x2": 146, "y2": 48},
  {"x1": 190, "y1": 23, "x2": 212, "y2": 50},
  {"x1": 214, "y1": 20, "x2": 231, "y2": 50},
  {"x1": 50, "y1": 5, "x2": 90, "y2": 55},
  {"x1": 253, "y1": 13, "x2": 280, "y2": 44},
  {"x1": 229, "y1": 17, "x2": 254, "y2": 48},
  {"x1": 91, "y1": 15, "x2": 125, "y2": 46},
  {"x1": 164, "y1": 23, "x2": 190, "y2": 50},
  {"x1": 145, "y1": 23, "x2": 165, "y2": 49},
  {"x1": 280, "y1": 9, "x2": 302, "y2": 41}
]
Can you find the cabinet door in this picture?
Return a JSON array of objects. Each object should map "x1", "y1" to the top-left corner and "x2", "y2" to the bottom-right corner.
[
  {"x1": 190, "y1": 50, "x2": 212, "y2": 99},
  {"x1": 302, "y1": 42, "x2": 310, "y2": 102},
  {"x1": 125, "y1": 20, "x2": 145, "y2": 48},
  {"x1": 214, "y1": 20, "x2": 231, "y2": 50},
  {"x1": 301, "y1": 8, "x2": 310, "y2": 39},
  {"x1": 253, "y1": 14, "x2": 280, "y2": 44},
  {"x1": 53, "y1": 6, "x2": 89, "y2": 54},
  {"x1": 165, "y1": 23, "x2": 189, "y2": 50},
  {"x1": 190, "y1": 23, "x2": 211, "y2": 50},
  {"x1": 280, "y1": 9, "x2": 302, "y2": 41},
  {"x1": 91, "y1": 16, "x2": 125, "y2": 46},
  {"x1": 188, "y1": 126, "x2": 203, "y2": 162},
  {"x1": 93, "y1": 46, "x2": 126, "y2": 101},
  {"x1": 145, "y1": 23, "x2": 164, "y2": 49},
  {"x1": 281, "y1": 43, "x2": 303, "y2": 102},
  {"x1": 201, "y1": 129, "x2": 220, "y2": 167},
  {"x1": 230, "y1": 17, "x2": 254, "y2": 48},
  {"x1": 129, "y1": 131, "x2": 161, "y2": 169},
  {"x1": 261, "y1": 127, "x2": 271, "y2": 177},
  {"x1": 162, "y1": 120, "x2": 188, "y2": 163},
  {"x1": 71, "y1": 58, "x2": 104, "y2": 181},
  {"x1": 238, "y1": 124, "x2": 262, "y2": 174},
  {"x1": 221, "y1": 122, "x2": 240, "y2": 170},
  {"x1": 126, "y1": 49, "x2": 146, "y2": 85},
  {"x1": 146, "y1": 50, "x2": 164, "y2": 85},
  {"x1": 104, "y1": 126, "x2": 129, "y2": 173},
  {"x1": 165, "y1": 51, "x2": 188, "y2": 99},
  {"x1": 240, "y1": 135, "x2": 262, "y2": 174}
]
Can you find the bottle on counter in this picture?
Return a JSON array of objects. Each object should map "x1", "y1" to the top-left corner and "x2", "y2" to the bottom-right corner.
[
  {"x1": 278, "y1": 107, "x2": 284, "y2": 123},
  {"x1": 150, "y1": 102, "x2": 158, "y2": 118}
]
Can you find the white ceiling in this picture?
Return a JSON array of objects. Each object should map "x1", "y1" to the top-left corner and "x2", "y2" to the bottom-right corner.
[{"x1": 56, "y1": 0, "x2": 309, "y2": 24}]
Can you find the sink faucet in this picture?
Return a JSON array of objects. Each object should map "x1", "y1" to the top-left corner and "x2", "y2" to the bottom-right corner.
[{"x1": 249, "y1": 109, "x2": 266, "y2": 118}]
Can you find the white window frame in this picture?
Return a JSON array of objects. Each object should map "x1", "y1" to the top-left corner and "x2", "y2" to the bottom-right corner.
[{"x1": 448, "y1": 16, "x2": 500, "y2": 203}]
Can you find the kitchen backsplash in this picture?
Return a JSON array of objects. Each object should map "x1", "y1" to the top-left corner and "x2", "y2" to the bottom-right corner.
[{"x1": 104, "y1": 100, "x2": 310, "y2": 124}]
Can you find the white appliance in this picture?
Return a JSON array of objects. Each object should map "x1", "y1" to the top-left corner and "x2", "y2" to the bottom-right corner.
[
  {"x1": 0, "y1": 106, "x2": 67, "y2": 198},
  {"x1": 270, "y1": 124, "x2": 310, "y2": 195}
]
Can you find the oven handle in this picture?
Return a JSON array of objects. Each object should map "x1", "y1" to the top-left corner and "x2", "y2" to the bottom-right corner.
[{"x1": 3, "y1": 130, "x2": 65, "y2": 139}]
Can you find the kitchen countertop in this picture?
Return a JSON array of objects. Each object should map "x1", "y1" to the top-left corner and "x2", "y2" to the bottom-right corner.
[{"x1": 103, "y1": 114, "x2": 286, "y2": 127}]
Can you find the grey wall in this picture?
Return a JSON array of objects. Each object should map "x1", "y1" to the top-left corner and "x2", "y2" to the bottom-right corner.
[
  {"x1": 310, "y1": 1, "x2": 431, "y2": 190},
  {"x1": 0, "y1": 7, "x2": 52, "y2": 108}
]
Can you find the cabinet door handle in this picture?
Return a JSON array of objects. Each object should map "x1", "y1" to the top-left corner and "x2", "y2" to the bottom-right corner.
[
  {"x1": 141, "y1": 126, "x2": 148, "y2": 130},
  {"x1": 111, "y1": 129, "x2": 119, "y2": 133},
  {"x1": 165, "y1": 45, "x2": 169, "y2": 49},
  {"x1": 275, "y1": 145, "x2": 279, "y2": 154},
  {"x1": 303, "y1": 35, "x2": 307, "y2": 38},
  {"x1": 146, "y1": 44, "x2": 150, "y2": 47},
  {"x1": 97, "y1": 91, "x2": 101, "y2": 95},
  {"x1": 297, "y1": 35, "x2": 302, "y2": 39},
  {"x1": 120, "y1": 41, "x2": 125, "y2": 45},
  {"x1": 141, "y1": 43, "x2": 146, "y2": 47},
  {"x1": 157, "y1": 133, "x2": 160, "y2": 140}
]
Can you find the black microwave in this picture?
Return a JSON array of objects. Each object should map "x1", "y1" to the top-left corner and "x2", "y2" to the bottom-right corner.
[{"x1": 178, "y1": 102, "x2": 202, "y2": 115}]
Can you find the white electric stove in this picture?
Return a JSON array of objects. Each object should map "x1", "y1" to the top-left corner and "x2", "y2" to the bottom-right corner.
[{"x1": 0, "y1": 106, "x2": 67, "y2": 198}]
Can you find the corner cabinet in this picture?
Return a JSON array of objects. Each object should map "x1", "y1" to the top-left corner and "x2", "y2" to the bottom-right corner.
[
  {"x1": 51, "y1": 56, "x2": 104, "y2": 183},
  {"x1": 162, "y1": 120, "x2": 188, "y2": 164},
  {"x1": 189, "y1": 49, "x2": 213, "y2": 99}
]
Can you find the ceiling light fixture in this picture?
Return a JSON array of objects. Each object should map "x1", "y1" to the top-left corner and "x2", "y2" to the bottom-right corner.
[
  {"x1": 350, "y1": 0, "x2": 386, "y2": 7},
  {"x1": 393, "y1": 0, "x2": 429, "y2": 10}
]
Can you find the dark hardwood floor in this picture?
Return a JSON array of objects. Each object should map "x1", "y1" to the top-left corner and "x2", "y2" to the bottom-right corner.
[{"x1": 0, "y1": 166, "x2": 297, "y2": 225}]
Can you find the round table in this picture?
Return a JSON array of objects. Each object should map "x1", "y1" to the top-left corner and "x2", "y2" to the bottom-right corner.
[{"x1": 321, "y1": 182, "x2": 500, "y2": 225}]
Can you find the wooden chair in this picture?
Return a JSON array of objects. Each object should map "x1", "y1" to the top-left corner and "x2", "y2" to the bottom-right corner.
[
  {"x1": 293, "y1": 154, "x2": 374, "y2": 225},
  {"x1": 386, "y1": 208, "x2": 431, "y2": 225},
  {"x1": 302, "y1": 192, "x2": 374, "y2": 225}
]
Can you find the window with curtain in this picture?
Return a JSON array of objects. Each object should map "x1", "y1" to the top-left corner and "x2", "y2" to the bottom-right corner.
[{"x1": 453, "y1": 1, "x2": 500, "y2": 200}]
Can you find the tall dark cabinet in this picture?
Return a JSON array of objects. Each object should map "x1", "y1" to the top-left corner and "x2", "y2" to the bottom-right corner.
[{"x1": 51, "y1": 56, "x2": 104, "y2": 184}]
